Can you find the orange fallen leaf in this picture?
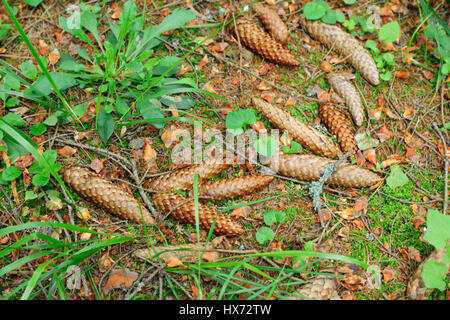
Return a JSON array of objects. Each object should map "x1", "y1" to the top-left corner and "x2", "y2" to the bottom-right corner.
[
  {"x1": 111, "y1": 7, "x2": 122, "y2": 19},
  {"x1": 395, "y1": 71, "x2": 409, "y2": 79},
  {"x1": 403, "y1": 106, "x2": 414, "y2": 118},
  {"x1": 353, "y1": 198, "x2": 368, "y2": 213},
  {"x1": 202, "y1": 82, "x2": 218, "y2": 94},
  {"x1": 198, "y1": 54, "x2": 208, "y2": 69},
  {"x1": 382, "y1": 267, "x2": 395, "y2": 283},
  {"x1": 256, "y1": 81, "x2": 272, "y2": 91},
  {"x1": 337, "y1": 208, "x2": 353, "y2": 220},
  {"x1": 377, "y1": 124, "x2": 392, "y2": 142},
  {"x1": 142, "y1": 140, "x2": 157, "y2": 162},
  {"x1": 398, "y1": 247, "x2": 409, "y2": 261},
  {"x1": 316, "y1": 87, "x2": 328, "y2": 100},
  {"x1": 405, "y1": 146, "x2": 419, "y2": 162},
  {"x1": 412, "y1": 216, "x2": 426, "y2": 230},
  {"x1": 160, "y1": 8, "x2": 172, "y2": 17},
  {"x1": 320, "y1": 61, "x2": 332, "y2": 73},
  {"x1": 210, "y1": 42, "x2": 228, "y2": 53},
  {"x1": 261, "y1": 94, "x2": 273, "y2": 104},
  {"x1": 89, "y1": 158, "x2": 104, "y2": 174},
  {"x1": 422, "y1": 70, "x2": 434, "y2": 80},
  {"x1": 250, "y1": 121, "x2": 266, "y2": 133},
  {"x1": 381, "y1": 158, "x2": 401, "y2": 168},
  {"x1": 191, "y1": 284, "x2": 199, "y2": 299},
  {"x1": 408, "y1": 246, "x2": 421, "y2": 262},
  {"x1": 103, "y1": 269, "x2": 139, "y2": 292},
  {"x1": 38, "y1": 40, "x2": 50, "y2": 56},
  {"x1": 342, "y1": 275, "x2": 364, "y2": 291},
  {"x1": 377, "y1": 95, "x2": 386, "y2": 108},
  {"x1": 79, "y1": 232, "x2": 92, "y2": 241},
  {"x1": 202, "y1": 251, "x2": 219, "y2": 262},
  {"x1": 350, "y1": 219, "x2": 364, "y2": 230},
  {"x1": 363, "y1": 148, "x2": 377, "y2": 165},
  {"x1": 318, "y1": 208, "x2": 332, "y2": 223},
  {"x1": 49, "y1": 48, "x2": 60, "y2": 64},
  {"x1": 166, "y1": 256, "x2": 185, "y2": 267},
  {"x1": 231, "y1": 76, "x2": 240, "y2": 86},
  {"x1": 12, "y1": 153, "x2": 34, "y2": 170},
  {"x1": 369, "y1": 107, "x2": 383, "y2": 120},
  {"x1": 230, "y1": 206, "x2": 249, "y2": 218},
  {"x1": 57, "y1": 146, "x2": 77, "y2": 157}
]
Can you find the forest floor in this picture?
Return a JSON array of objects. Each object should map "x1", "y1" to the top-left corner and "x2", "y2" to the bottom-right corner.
[{"x1": 0, "y1": 0, "x2": 448, "y2": 300}]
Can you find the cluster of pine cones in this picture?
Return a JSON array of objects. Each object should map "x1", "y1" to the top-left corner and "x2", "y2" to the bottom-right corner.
[{"x1": 60, "y1": 3, "x2": 382, "y2": 237}]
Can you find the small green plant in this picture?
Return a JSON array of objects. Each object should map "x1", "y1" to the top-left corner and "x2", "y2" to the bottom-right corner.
[
  {"x1": 421, "y1": 209, "x2": 450, "y2": 292},
  {"x1": 255, "y1": 209, "x2": 286, "y2": 245},
  {"x1": 366, "y1": 40, "x2": 396, "y2": 82},
  {"x1": 225, "y1": 109, "x2": 256, "y2": 135},
  {"x1": 303, "y1": 1, "x2": 345, "y2": 25}
]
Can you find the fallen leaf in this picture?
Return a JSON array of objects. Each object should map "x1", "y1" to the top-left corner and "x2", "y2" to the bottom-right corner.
[
  {"x1": 412, "y1": 216, "x2": 426, "y2": 230},
  {"x1": 381, "y1": 158, "x2": 401, "y2": 168},
  {"x1": 57, "y1": 146, "x2": 77, "y2": 157},
  {"x1": 353, "y1": 198, "x2": 369, "y2": 213},
  {"x1": 89, "y1": 158, "x2": 104, "y2": 173},
  {"x1": 166, "y1": 256, "x2": 185, "y2": 267},
  {"x1": 363, "y1": 148, "x2": 377, "y2": 165},
  {"x1": 422, "y1": 70, "x2": 434, "y2": 80},
  {"x1": 210, "y1": 42, "x2": 228, "y2": 53},
  {"x1": 257, "y1": 63, "x2": 271, "y2": 76},
  {"x1": 202, "y1": 82, "x2": 218, "y2": 94},
  {"x1": 202, "y1": 251, "x2": 219, "y2": 262},
  {"x1": 198, "y1": 54, "x2": 208, "y2": 69},
  {"x1": 350, "y1": 219, "x2": 364, "y2": 230},
  {"x1": 369, "y1": 107, "x2": 383, "y2": 120},
  {"x1": 261, "y1": 94, "x2": 273, "y2": 104},
  {"x1": 231, "y1": 76, "x2": 240, "y2": 86},
  {"x1": 342, "y1": 275, "x2": 364, "y2": 291},
  {"x1": 49, "y1": 48, "x2": 60, "y2": 64},
  {"x1": 377, "y1": 125, "x2": 392, "y2": 142},
  {"x1": 402, "y1": 106, "x2": 414, "y2": 119},
  {"x1": 191, "y1": 284, "x2": 199, "y2": 299},
  {"x1": 142, "y1": 140, "x2": 157, "y2": 162},
  {"x1": 256, "y1": 81, "x2": 272, "y2": 91},
  {"x1": 395, "y1": 71, "x2": 409, "y2": 79},
  {"x1": 316, "y1": 87, "x2": 329, "y2": 100},
  {"x1": 382, "y1": 267, "x2": 395, "y2": 283},
  {"x1": 337, "y1": 208, "x2": 353, "y2": 220},
  {"x1": 408, "y1": 246, "x2": 421, "y2": 262},
  {"x1": 320, "y1": 61, "x2": 332, "y2": 73},
  {"x1": 398, "y1": 247, "x2": 409, "y2": 261},
  {"x1": 160, "y1": 8, "x2": 172, "y2": 16},
  {"x1": 98, "y1": 251, "x2": 114, "y2": 270},
  {"x1": 79, "y1": 232, "x2": 92, "y2": 241},
  {"x1": 318, "y1": 208, "x2": 332, "y2": 223},
  {"x1": 103, "y1": 269, "x2": 138, "y2": 292},
  {"x1": 38, "y1": 40, "x2": 50, "y2": 56},
  {"x1": 12, "y1": 153, "x2": 34, "y2": 170},
  {"x1": 377, "y1": 95, "x2": 386, "y2": 108},
  {"x1": 230, "y1": 206, "x2": 249, "y2": 218},
  {"x1": 383, "y1": 107, "x2": 401, "y2": 120},
  {"x1": 111, "y1": 7, "x2": 122, "y2": 19},
  {"x1": 405, "y1": 146, "x2": 419, "y2": 162},
  {"x1": 250, "y1": 121, "x2": 266, "y2": 133}
]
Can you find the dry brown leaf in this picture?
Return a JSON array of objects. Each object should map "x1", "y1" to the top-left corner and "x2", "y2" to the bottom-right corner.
[
  {"x1": 57, "y1": 146, "x2": 77, "y2": 157},
  {"x1": 103, "y1": 269, "x2": 138, "y2": 292},
  {"x1": 202, "y1": 251, "x2": 219, "y2": 262},
  {"x1": 89, "y1": 158, "x2": 104, "y2": 174},
  {"x1": 395, "y1": 71, "x2": 409, "y2": 79},
  {"x1": 166, "y1": 256, "x2": 185, "y2": 267},
  {"x1": 353, "y1": 198, "x2": 368, "y2": 213},
  {"x1": 256, "y1": 81, "x2": 272, "y2": 91},
  {"x1": 142, "y1": 140, "x2": 157, "y2": 162},
  {"x1": 350, "y1": 219, "x2": 364, "y2": 230},
  {"x1": 398, "y1": 247, "x2": 409, "y2": 261},
  {"x1": 377, "y1": 125, "x2": 392, "y2": 142},
  {"x1": 111, "y1": 7, "x2": 122, "y2": 19},
  {"x1": 405, "y1": 146, "x2": 419, "y2": 162},
  {"x1": 320, "y1": 61, "x2": 332, "y2": 73},
  {"x1": 12, "y1": 153, "x2": 34, "y2": 170},
  {"x1": 403, "y1": 106, "x2": 414, "y2": 119},
  {"x1": 342, "y1": 275, "x2": 364, "y2": 291},
  {"x1": 422, "y1": 70, "x2": 434, "y2": 80},
  {"x1": 337, "y1": 208, "x2": 353, "y2": 220},
  {"x1": 230, "y1": 206, "x2": 249, "y2": 218},
  {"x1": 250, "y1": 121, "x2": 266, "y2": 133},
  {"x1": 412, "y1": 216, "x2": 426, "y2": 231},
  {"x1": 211, "y1": 42, "x2": 228, "y2": 53},
  {"x1": 369, "y1": 107, "x2": 383, "y2": 120},
  {"x1": 198, "y1": 54, "x2": 208, "y2": 69},
  {"x1": 38, "y1": 40, "x2": 50, "y2": 56},
  {"x1": 49, "y1": 48, "x2": 60, "y2": 64},
  {"x1": 382, "y1": 267, "x2": 395, "y2": 283},
  {"x1": 79, "y1": 232, "x2": 92, "y2": 241},
  {"x1": 363, "y1": 148, "x2": 377, "y2": 165},
  {"x1": 408, "y1": 246, "x2": 421, "y2": 262},
  {"x1": 77, "y1": 208, "x2": 92, "y2": 221}
]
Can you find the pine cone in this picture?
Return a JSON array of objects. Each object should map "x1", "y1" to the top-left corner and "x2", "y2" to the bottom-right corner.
[
  {"x1": 253, "y1": 4, "x2": 289, "y2": 44},
  {"x1": 327, "y1": 73, "x2": 365, "y2": 126},
  {"x1": 197, "y1": 175, "x2": 274, "y2": 201},
  {"x1": 252, "y1": 97, "x2": 340, "y2": 158},
  {"x1": 318, "y1": 103, "x2": 357, "y2": 152},
  {"x1": 152, "y1": 192, "x2": 244, "y2": 236},
  {"x1": 300, "y1": 16, "x2": 379, "y2": 86},
  {"x1": 274, "y1": 154, "x2": 381, "y2": 188},
  {"x1": 297, "y1": 276, "x2": 338, "y2": 300},
  {"x1": 144, "y1": 158, "x2": 230, "y2": 192},
  {"x1": 228, "y1": 17, "x2": 299, "y2": 66},
  {"x1": 61, "y1": 166, "x2": 155, "y2": 225}
]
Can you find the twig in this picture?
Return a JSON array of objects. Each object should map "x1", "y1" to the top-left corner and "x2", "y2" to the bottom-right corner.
[{"x1": 432, "y1": 122, "x2": 449, "y2": 213}]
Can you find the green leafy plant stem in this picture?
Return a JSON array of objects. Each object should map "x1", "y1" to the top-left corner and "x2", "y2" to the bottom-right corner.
[{"x1": 2, "y1": 0, "x2": 83, "y2": 128}]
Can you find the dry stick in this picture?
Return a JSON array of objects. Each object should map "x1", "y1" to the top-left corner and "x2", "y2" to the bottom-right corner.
[{"x1": 432, "y1": 122, "x2": 449, "y2": 214}]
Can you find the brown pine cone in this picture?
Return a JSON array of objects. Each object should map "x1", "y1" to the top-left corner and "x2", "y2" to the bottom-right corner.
[
  {"x1": 327, "y1": 73, "x2": 365, "y2": 126},
  {"x1": 197, "y1": 175, "x2": 274, "y2": 201},
  {"x1": 228, "y1": 17, "x2": 299, "y2": 66},
  {"x1": 297, "y1": 276, "x2": 338, "y2": 300},
  {"x1": 318, "y1": 103, "x2": 357, "y2": 152},
  {"x1": 253, "y1": 4, "x2": 289, "y2": 44},
  {"x1": 152, "y1": 192, "x2": 244, "y2": 236},
  {"x1": 252, "y1": 97, "x2": 340, "y2": 158},
  {"x1": 144, "y1": 158, "x2": 230, "y2": 192},
  {"x1": 60, "y1": 166, "x2": 155, "y2": 225},
  {"x1": 300, "y1": 15, "x2": 379, "y2": 86},
  {"x1": 274, "y1": 153, "x2": 381, "y2": 188}
]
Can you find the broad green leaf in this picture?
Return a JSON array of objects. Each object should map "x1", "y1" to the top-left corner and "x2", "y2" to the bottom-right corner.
[
  {"x1": 343, "y1": 0, "x2": 356, "y2": 4},
  {"x1": 30, "y1": 123, "x2": 47, "y2": 136},
  {"x1": 382, "y1": 52, "x2": 395, "y2": 66},
  {"x1": 263, "y1": 210, "x2": 286, "y2": 226},
  {"x1": 335, "y1": 10, "x2": 346, "y2": 23},
  {"x1": 80, "y1": 10, "x2": 100, "y2": 42},
  {"x1": 153, "y1": 8, "x2": 196, "y2": 38},
  {"x1": 31, "y1": 72, "x2": 78, "y2": 96},
  {"x1": 23, "y1": 0, "x2": 43, "y2": 7},
  {"x1": 386, "y1": 165, "x2": 409, "y2": 190},
  {"x1": 303, "y1": 1, "x2": 328, "y2": 20},
  {"x1": 282, "y1": 140, "x2": 302, "y2": 154},
  {"x1": 32, "y1": 170, "x2": 50, "y2": 187},
  {"x1": 44, "y1": 114, "x2": 58, "y2": 126},
  {"x1": 255, "y1": 227, "x2": 275, "y2": 245},
  {"x1": 423, "y1": 209, "x2": 450, "y2": 249},
  {"x1": 2, "y1": 165, "x2": 22, "y2": 181},
  {"x1": 422, "y1": 260, "x2": 447, "y2": 291},
  {"x1": 5, "y1": 74, "x2": 21, "y2": 90},
  {"x1": 380, "y1": 71, "x2": 393, "y2": 81},
  {"x1": 2, "y1": 113, "x2": 25, "y2": 127},
  {"x1": 378, "y1": 21, "x2": 401, "y2": 44},
  {"x1": 25, "y1": 190, "x2": 39, "y2": 201},
  {"x1": 6, "y1": 97, "x2": 20, "y2": 107},
  {"x1": 21, "y1": 61, "x2": 38, "y2": 80},
  {"x1": 0, "y1": 24, "x2": 11, "y2": 41},
  {"x1": 97, "y1": 107, "x2": 115, "y2": 143},
  {"x1": 119, "y1": 1, "x2": 137, "y2": 31},
  {"x1": 160, "y1": 95, "x2": 195, "y2": 110},
  {"x1": 321, "y1": 9, "x2": 337, "y2": 25},
  {"x1": 225, "y1": 110, "x2": 256, "y2": 135}
]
